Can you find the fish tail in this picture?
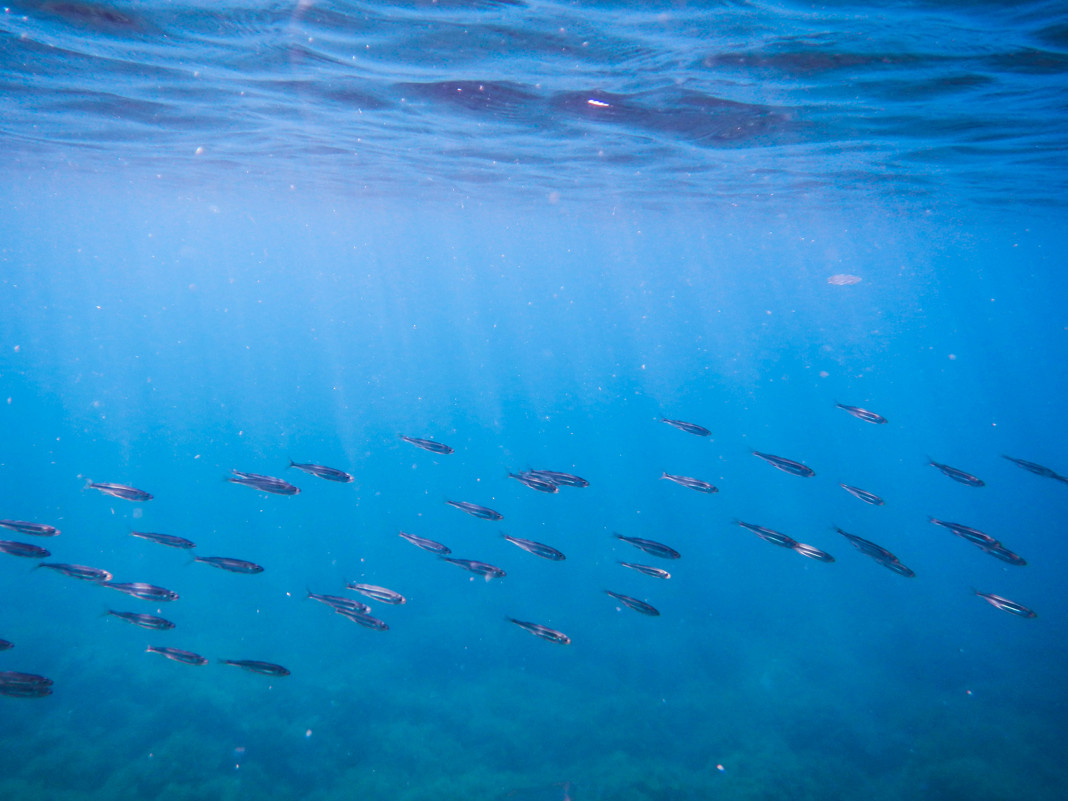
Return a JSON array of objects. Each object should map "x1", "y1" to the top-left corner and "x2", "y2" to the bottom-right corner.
[{"x1": 288, "y1": 459, "x2": 296, "y2": 469}]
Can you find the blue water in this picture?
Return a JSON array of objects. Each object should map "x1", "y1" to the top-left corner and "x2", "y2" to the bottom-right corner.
[{"x1": 2, "y1": 2, "x2": 1067, "y2": 800}]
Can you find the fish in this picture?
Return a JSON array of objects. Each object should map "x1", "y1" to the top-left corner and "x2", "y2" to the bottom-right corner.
[
  {"x1": 928, "y1": 518, "x2": 998, "y2": 547},
  {"x1": 502, "y1": 534, "x2": 566, "y2": 561},
  {"x1": 660, "y1": 472, "x2": 718, "y2": 493},
  {"x1": 928, "y1": 460, "x2": 985, "y2": 487},
  {"x1": 222, "y1": 659, "x2": 290, "y2": 677},
  {"x1": 613, "y1": 534, "x2": 680, "y2": 560},
  {"x1": 194, "y1": 556, "x2": 264, "y2": 574},
  {"x1": 0, "y1": 671, "x2": 52, "y2": 686},
  {"x1": 509, "y1": 472, "x2": 559, "y2": 493},
  {"x1": 87, "y1": 482, "x2": 153, "y2": 501},
  {"x1": 345, "y1": 583, "x2": 406, "y2": 605},
  {"x1": 0, "y1": 672, "x2": 53, "y2": 698},
  {"x1": 752, "y1": 452, "x2": 815, "y2": 477},
  {"x1": 973, "y1": 590, "x2": 1036, "y2": 619},
  {"x1": 130, "y1": 530, "x2": 196, "y2": 549},
  {"x1": 146, "y1": 646, "x2": 208, "y2": 665},
  {"x1": 1001, "y1": 455, "x2": 1067, "y2": 482},
  {"x1": 827, "y1": 274, "x2": 862, "y2": 286},
  {"x1": 105, "y1": 582, "x2": 179, "y2": 602},
  {"x1": 288, "y1": 461, "x2": 353, "y2": 483},
  {"x1": 0, "y1": 519, "x2": 60, "y2": 537},
  {"x1": 0, "y1": 639, "x2": 12, "y2": 651},
  {"x1": 604, "y1": 590, "x2": 660, "y2": 616},
  {"x1": 399, "y1": 435, "x2": 454, "y2": 455},
  {"x1": 839, "y1": 483, "x2": 885, "y2": 506},
  {"x1": 446, "y1": 500, "x2": 503, "y2": 521},
  {"x1": 398, "y1": 530, "x2": 451, "y2": 555},
  {"x1": 227, "y1": 470, "x2": 300, "y2": 495},
  {"x1": 37, "y1": 562, "x2": 113, "y2": 583},
  {"x1": 660, "y1": 417, "x2": 711, "y2": 437},
  {"x1": 526, "y1": 470, "x2": 589, "y2": 488},
  {"x1": 735, "y1": 521, "x2": 798, "y2": 549},
  {"x1": 334, "y1": 607, "x2": 390, "y2": 630},
  {"x1": 618, "y1": 561, "x2": 671, "y2": 579},
  {"x1": 107, "y1": 610, "x2": 176, "y2": 630},
  {"x1": 980, "y1": 544, "x2": 1027, "y2": 566},
  {"x1": 835, "y1": 403, "x2": 887, "y2": 424},
  {"x1": 307, "y1": 591, "x2": 372, "y2": 614},
  {"x1": 439, "y1": 557, "x2": 506, "y2": 578},
  {"x1": 835, "y1": 527, "x2": 915, "y2": 576},
  {"x1": 0, "y1": 540, "x2": 50, "y2": 558},
  {"x1": 791, "y1": 543, "x2": 836, "y2": 563},
  {"x1": 506, "y1": 618, "x2": 571, "y2": 645}
]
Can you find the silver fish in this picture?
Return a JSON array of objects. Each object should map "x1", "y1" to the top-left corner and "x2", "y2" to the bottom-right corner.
[
  {"x1": 307, "y1": 591, "x2": 372, "y2": 614},
  {"x1": 660, "y1": 472, "x2": 718, "y2": 493},
  {"x1": 439, "y1": 557, "x2": 506, "y2": 578},
  {"x1": 106, "y1": 582, "x2": 179, "y2": 602},
  {"x1": 130, "y1": 530, "x2": 196, "y2": 549},
  {"x1": 37, "y1": 562, "x2": 112, "y2": 583},
  {"x1": 107, "y1": 610, "x2": 175, "y2": 630},
  {"x1": 146, "y1": 646, "x2": 207, "y2": 665},
  {"x1": 980, "y1": 544, "x2": 1027, "y2": 566},
  {"x1": 752, "y1": 452, "x2": 815, "y2": 478},
  {"x1": 0, "y1": 540, "x2": 50, "y2": 558},
  {"x1": 1001, "y1": 454, "x2": 1067, "y2": 482},
  {"x1": 527, "y1": 470, "x2": 589, "y2": 488},
  {"x1": 398, "y1": 530, "x2": 451, "y2": 555},
  {"x1": 288, "y1": 461, "x2": 353, "y2": 483},
  {"x1": 88, "y1": 482, "x2": 153, "y2": 501},
  {"x1": 509, "y1": 472, "x2": 559, "y2": 493},
  {"x1": 928, "y1": 518, "x2": 998, "y2": 547},
  {"x1": 835, "y1": 403, "x2": 887, "y2": 424},
  {"x1": 660, "y1": 417, "x2": 711, "y2": 436},
  {"x1": 346, "y1": 583, "x2": 406, "y2": 605},
  {"x1": 618, "y1": 561, "x2": 671, "y2": 580},
  {"x1": 399, "y1": 435, "x2": 454, "y2": 455},
  {"x1": 0, "y1": 520, "x2": 60, "y2": 537},
  {"x1": 604, "y1": 590, "x2": 660, "y2": 616},
  {"x1": 839, "y1": 483, "x2": 885, "y2": 506},
  {"x1": 836, "y1": 527, "x2": 914, "y2": 577},
  {"x1": 228, "y1": 470, "x2": 300, "y2": 495},
  {"x1": 223, "y1": 659, "x2": 290, "y2": 676},
  {"x1": 974, "y1": 590, "x2": 1036, "y2": 619},
  {"x1": 446, "y1": 500, "x2": 503, "y2": 520},
  {"x1": 502, "y1": 534, "x2": 566, "y2": 561},
  {"x1": 334, "y1": 607, "x2": 389, "y2": 630},
  {"x1": 194, "y1": 556, "x2": 264, "y2": 574},
  {"x1": 929, "y1": 460, "x2": 984, "y2": 487},
  {"x1": 613, "y1": 534, "x2": 680, "y2": 560},
  {"x1": 735, "y1": 521, "x2": 797, "y2": 549},
  {"x1": 507, "y1": 617, "x2": 571, "y2": 644}
]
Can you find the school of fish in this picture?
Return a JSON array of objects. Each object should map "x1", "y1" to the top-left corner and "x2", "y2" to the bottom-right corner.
[{"x1": 0, "y1": 408, "x2": 1054, "y2": 694}]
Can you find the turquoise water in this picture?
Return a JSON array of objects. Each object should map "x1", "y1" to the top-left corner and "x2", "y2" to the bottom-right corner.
[{"x1": 2, "y1": 2, "x2": 1067, "y2": 800}]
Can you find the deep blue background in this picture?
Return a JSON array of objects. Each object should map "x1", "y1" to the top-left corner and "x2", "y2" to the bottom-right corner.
[{"x1": 2, "y1": 1, "x2": 1067, "y2": 799}]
